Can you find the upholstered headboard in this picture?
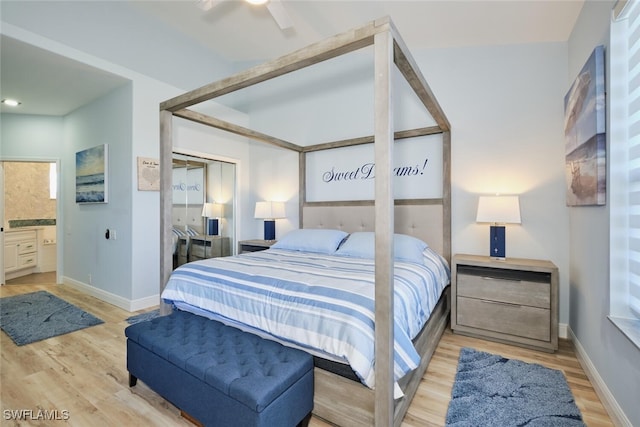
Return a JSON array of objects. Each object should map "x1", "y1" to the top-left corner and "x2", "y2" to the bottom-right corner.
[
  {"x1": 172, "y1": 205, "x2": 205, "y2": 235},
  {"x1": 302, "y1": 203, "x2": 447, "y2": 260}
]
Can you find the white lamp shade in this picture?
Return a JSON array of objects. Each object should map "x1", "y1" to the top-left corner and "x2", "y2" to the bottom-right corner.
[
  {"x1": 202, "y1": 202, "x2": 224, "y2": 218},
  {"x1": 254, "y1": 201, "x2": 285, "y2": 219},
  {"x1": 476, "y1": 195, "x2": 521, "y2": 224}
]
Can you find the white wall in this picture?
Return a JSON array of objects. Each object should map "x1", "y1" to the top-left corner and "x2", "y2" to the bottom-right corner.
[
  {"x1": 248, "y1": 141, "x2": 299, "y2": 240},
  {"x1": 567, "y1": 1, "x2": 639, "y2": 426},
  {"x1": 0, "y1": 114, "x2": 64, "y2": 159},
  {"x1": 417, "y1": 43, "x2": 571, "y2": 325},
  {"x1": 63, "y1": 84, "x2": 133, "y2": 299}
]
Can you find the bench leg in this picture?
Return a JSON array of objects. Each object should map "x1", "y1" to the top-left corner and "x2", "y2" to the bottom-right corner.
[
  {"x1": 129, "y1": 373, "x2": 137, "y2": 387},
  {"x1": 297, "y1": 412, "x2": 312, "y2": 427}
]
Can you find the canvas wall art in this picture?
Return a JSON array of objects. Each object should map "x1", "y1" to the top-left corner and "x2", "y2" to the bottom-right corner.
[
  {"x1": 76, "y1": 144, "x2": 108, "y2": 203},
  {"x1": 564, "y1": 45, "x2": 606, "y2": 206}
]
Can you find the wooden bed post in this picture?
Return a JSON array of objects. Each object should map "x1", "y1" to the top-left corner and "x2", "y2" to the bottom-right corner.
[
  {"x1": 373, "y1": 27, "x2": 394, "y2": 427},
  {"x1": 299, "y1": 151, "x2": 306, "y2": 228},
  {"x1": 442, "y1": 130, "x2": 452, "y2": 263},
  {"x1": 159, "y1": 109, "x2": 173, "y2": 315}
]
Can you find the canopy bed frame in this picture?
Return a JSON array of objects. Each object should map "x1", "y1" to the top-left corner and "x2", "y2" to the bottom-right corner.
[{"x1": 159, "y1": 16, "x2": 451, "y2": 427}]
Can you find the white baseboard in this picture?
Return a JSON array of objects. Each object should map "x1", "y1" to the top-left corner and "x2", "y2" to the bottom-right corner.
[
  {"x1": 62, "y1": 276, "x2": 159, "y2": 313},
  {"x1": 130, "y1": 294, "x2": 160, "y2": 312},
  {"x1": 568, "y1": 326, "x2": 632, "y2": 427},
  {"x1": 559, "y1": 322, "x2": 568, "y2": 339}
]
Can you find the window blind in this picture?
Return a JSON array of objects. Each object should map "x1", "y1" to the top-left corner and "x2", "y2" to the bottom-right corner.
[{"x1": 626, "y1": 0, "x2": 640, "y2": 318}]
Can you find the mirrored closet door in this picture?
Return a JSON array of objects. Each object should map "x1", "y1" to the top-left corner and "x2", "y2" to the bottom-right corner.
[{"x1": 172, "y1": 153, "x2": 236, "y2": 269}]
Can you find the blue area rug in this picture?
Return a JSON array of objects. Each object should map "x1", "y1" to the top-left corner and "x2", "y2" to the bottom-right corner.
[
  {"x1": 0, "y1": 291, "x2": 104, "y2": 346},
  {"x1": 126, "y1": 309, "x2": 160, "y2": 325},
  {"x1": 445, "y1": 347, "x2": 585, "y2": 426}
]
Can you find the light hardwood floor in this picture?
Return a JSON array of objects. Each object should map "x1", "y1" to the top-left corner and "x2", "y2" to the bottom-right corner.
[{"x1": 1, "y1": 281, "x2": 613, "y2": 426}]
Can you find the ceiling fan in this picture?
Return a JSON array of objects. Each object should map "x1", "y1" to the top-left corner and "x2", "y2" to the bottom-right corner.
[{"x1": 196, "y1": 0, "x2": 293, "y2": 30}]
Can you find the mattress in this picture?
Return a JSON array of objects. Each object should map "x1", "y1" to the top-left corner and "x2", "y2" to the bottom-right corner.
[{"x1": 161, "y1": 247, "x2": 449, "y2": 395}]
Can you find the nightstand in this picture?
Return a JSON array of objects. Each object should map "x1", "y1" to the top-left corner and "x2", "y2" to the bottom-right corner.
[
  {"x1": 451, "y1": 254, "x2": 559, "y2": 352},
  {"x1": 238, "y1": 239, "x2": 277, "y2": 254},
  {"x1": 189, "y1": 236, "x2": 231, "y2": 261},
  {"x1": 177, "y1": 236, "x2": 189, "y2": 267}
]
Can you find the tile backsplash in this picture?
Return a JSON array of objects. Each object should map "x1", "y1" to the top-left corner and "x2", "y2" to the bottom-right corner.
[{"x1": 4, "y1": 162, "x2": 56, "y2": 229}]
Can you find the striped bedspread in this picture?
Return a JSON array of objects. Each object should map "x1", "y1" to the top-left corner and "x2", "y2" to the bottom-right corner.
[{"x1": 161, "y1": 248, "x2": 449, "y2": 392}]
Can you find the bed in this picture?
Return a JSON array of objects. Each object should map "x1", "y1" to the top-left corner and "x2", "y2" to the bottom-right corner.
[
  {"x1": 159, "y1": 16, "x2": 451, "y2": 427},
  {"x1": 162, "y1": 230, "x2": 450, "y2": 398}
]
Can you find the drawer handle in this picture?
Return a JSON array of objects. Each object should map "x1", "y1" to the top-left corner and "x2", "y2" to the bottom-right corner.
[
  {"x1": 481, "y1": 276, "x2": 521, "y2": 283},
  {"x1": 481, "y1": 299, "x2": 521, "y2": 308},
  {"x1": 24, "y1": 258, "x2": 35, "y2": 264}
]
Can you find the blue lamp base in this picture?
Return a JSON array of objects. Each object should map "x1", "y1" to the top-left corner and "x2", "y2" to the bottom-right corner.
[
  {"x1": 263, "y1": 220, "x2": 276, "y2": 241},
  {"x1": 207, "y1": 218, "x2": 219, "y2": 236},
  {"x1": 489, "y1": 225, "x2": 506, "y2": 259}
]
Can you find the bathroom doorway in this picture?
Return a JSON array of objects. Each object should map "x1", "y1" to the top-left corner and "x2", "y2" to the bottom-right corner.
[{"x1": 1, "y1": 160, "x2": 61, "y2": 285}]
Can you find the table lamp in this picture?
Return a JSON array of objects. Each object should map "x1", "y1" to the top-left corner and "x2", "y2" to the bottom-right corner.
[
  {"x1": 202, "y1": 202, "x2": 223, "y2": 236},
  {"x1": 476, "y1": 195, "x2": 521, "y2": 259},
  {"x1": 254, "y1": 201, "x2": 285, "y2": 241}
]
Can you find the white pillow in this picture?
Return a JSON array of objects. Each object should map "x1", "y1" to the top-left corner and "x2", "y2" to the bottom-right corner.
[
  {"x1": 272, "y1": 229, "x2": 349, "y2": 254},
  {"x1": 335, "y1": 232, "x2": 428, "y2": 264}
]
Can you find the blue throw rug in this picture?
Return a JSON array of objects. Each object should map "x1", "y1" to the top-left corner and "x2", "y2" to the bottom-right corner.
[
  {"x1": 126, "y1": 309, "x2": 160, "y2": 325},
  {"x1": 0, "y1": 291, "x2": 104, "y2": 346},
  {"x1": 445, "y1": 347, "x2": 585, "y2": 426}
]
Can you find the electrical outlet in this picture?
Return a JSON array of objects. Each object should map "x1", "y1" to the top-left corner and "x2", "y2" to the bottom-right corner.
[{"x1": 111, "y1": 230, "x2": 117, "y2": 240}]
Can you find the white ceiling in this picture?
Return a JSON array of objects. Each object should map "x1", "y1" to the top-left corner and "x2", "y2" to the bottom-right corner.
[
  {"x1": 0, "y1": 36, "x2": 129, "y2": 116},
  {"x1": 130, "y1": 0, "x2": 585, "y2": 62},
  {"x1": 0, "y1": 0, "x2": 584, "y2": 116}
]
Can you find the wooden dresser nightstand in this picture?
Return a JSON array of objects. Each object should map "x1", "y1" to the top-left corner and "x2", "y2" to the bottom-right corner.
[
  {"x1": 176, "y1": 236, "x2": 189, "y2": 267},
  {"x1": 451, "y1": 254, "x2": 559, "y2": 352},
  {"x1": 238, "y1": 239, "x2": 277, "y2": 254},
  {"x1": 189, "y1": 236, "x2": 231, "y2": 261}
]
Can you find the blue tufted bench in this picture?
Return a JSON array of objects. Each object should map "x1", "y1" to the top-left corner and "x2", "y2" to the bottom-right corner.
[{"x1": 125, "y1": 310, "x2": 314, "y2": 427}]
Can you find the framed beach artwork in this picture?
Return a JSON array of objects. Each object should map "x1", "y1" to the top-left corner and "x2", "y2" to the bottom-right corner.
[
  {"x1": 564, "y1": 45, "x2": 606, "y2": 206},
  {"x1": 76, "y1": 144, "x2": 108, "y2": 203}
]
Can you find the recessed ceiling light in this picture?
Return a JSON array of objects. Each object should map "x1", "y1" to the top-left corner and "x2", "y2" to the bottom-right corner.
[
  {"x1": 246, "y1": 0, "x2": 268, "y2": 5},
  {"x1": 1, "y1": 99, "x2": 21, "y2": 107}
]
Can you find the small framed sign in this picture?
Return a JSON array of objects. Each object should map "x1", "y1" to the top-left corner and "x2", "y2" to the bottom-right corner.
[{"x1": 137, "y1": 157, "x2": 160, "y2": 191}]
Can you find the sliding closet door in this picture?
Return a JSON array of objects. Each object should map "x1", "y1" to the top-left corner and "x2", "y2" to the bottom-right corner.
[{"x1": 172, "y1": 153, "x2": 237, "y2": 267}]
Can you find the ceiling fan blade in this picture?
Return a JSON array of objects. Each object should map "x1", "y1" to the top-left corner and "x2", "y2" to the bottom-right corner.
[
  {"x1": 266, "y1": 0, "x2": 293, "y2": 30},
  {"x1": 196, "y1": 0, "x2": 223, "y2": 11}
]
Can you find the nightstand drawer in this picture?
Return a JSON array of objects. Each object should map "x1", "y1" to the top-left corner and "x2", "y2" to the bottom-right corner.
[
  {"x1": 190, "y1": 237, "x2": 231, "y2": 260},
  {"x1": 190, "y1": 242, "x2": 208, "y2": 258},
  {"x1": 241, "y1": 244, "x2": 270, "y2": 253},
  {"x1": 457, "y1": 271, "x2": 550, "y2": 309},
  {"x1": 457, "y1": 296, "x2": 550, "y2": 342},
  {"x1": 238, "y1": 240, "x2": 276, "y2": 254}
]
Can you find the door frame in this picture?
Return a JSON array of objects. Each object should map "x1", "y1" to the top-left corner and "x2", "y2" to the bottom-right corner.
[{"x1": 0, "y1": 158, "x2": 63, "y2": 285}]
